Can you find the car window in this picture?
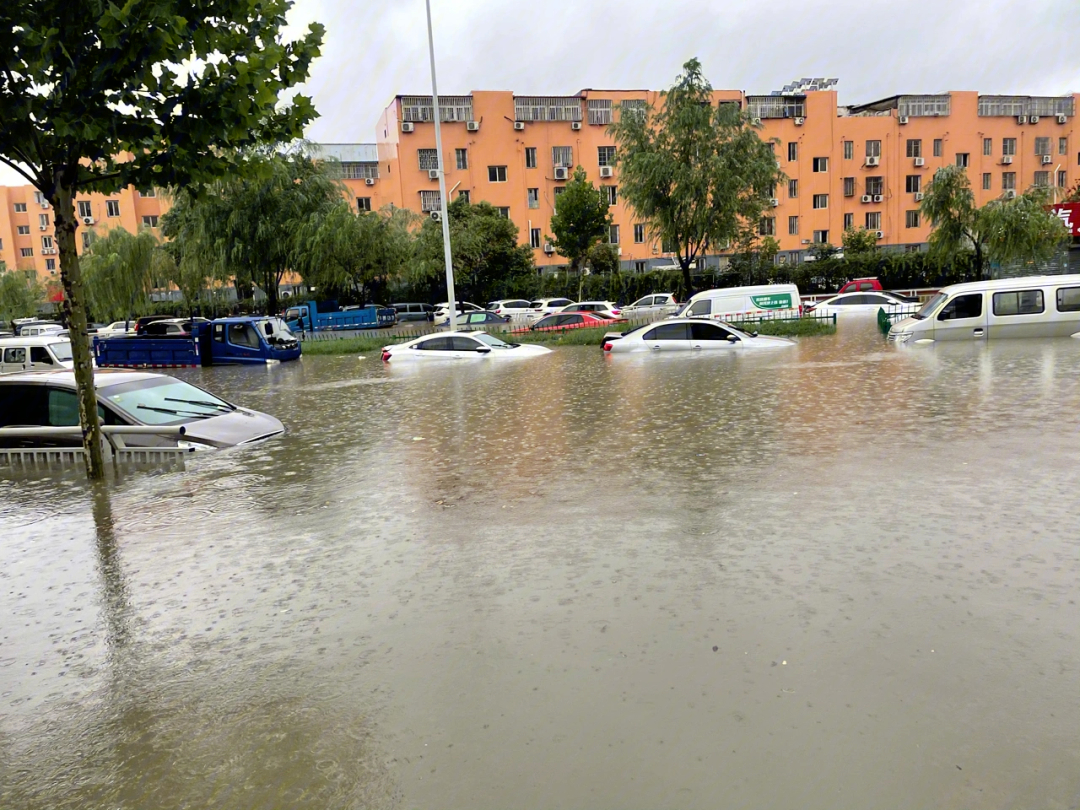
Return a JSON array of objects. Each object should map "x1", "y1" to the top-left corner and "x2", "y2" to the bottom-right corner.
[
  {"x1": 938, "y1": 293, "x2": 983, "y2": 321},
  {"x1": 228, "y1": 323, "x2": 261, "y2": 348},
  {"x1": 564, "y1": 314, "x2": 584, "y2": 325},
  {"x1": 48, "y1": 342, "x2": 72, "y2": 362},
  {"x1": 451, "y1": 336, "x2": 483, "y2": 351},
  {"x1": 690, "y1": 322, "x2": 735, "y2": 340},
  {"x1": 864, "y1": 295, "x2": 892, "y2": 305},
  {"x1": 688, "y1": 300, "x2": 711, "y2": 317},
  {"x1": 858, "y1": 282, "x2": 873, "y2": 291},
  {"x1": 417, "y1": 337, "x2": 452, "y2": 350},
  {"x1": 29, "y1": 347, "x2": 54, "y2": 364},
  {"x1": 4, "y1": 347, "x2": 26, "y2": 364},
  {"x1": 0, "y1": 384, "x2": 44, "y2": 426},
  {"x1": 534, "y1": 316, "x2": 556, "y2": 328},
  {"x1": 649, "y1": 323, "x2": 691, "y2": 340},
  {"x1": 47, "y1": 388, "x2": 80, "y2": 426}
]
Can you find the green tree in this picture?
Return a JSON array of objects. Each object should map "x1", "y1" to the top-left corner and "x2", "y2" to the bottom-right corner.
[
  {"x1": 0, "y1": 0, "x2": 322, "y2": 478},
  {"x1": 416, "y1": 198, "x2": 534, "y2": 304},
  {"x1": 842, "y1": 227, "x2": 879, "y2": 256},
  {"x1": 609, "y1": 58, "x2": 784, "y2": 295},
  {"x1": 0, "y1": 268, "x2": 45, "y2": 325},
  {"x1": 548, "y1": 167, "x2": 613, "y2": 276},
  {"x1": 921, "y1": 165, "x2": 1069, "y2": 276},
  {"x1": 81, "y1": 228, "x2": 169, "y2": 323}
]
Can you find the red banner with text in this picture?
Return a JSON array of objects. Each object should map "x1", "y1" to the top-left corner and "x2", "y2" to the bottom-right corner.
[{"x1": 1050, "y1": 202, "x2": 1080, "y2": 236}]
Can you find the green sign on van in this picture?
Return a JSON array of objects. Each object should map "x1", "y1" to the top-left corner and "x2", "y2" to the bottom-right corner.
[{"x1": 750, "y1": 293, "x2": 793, "y2": 309}]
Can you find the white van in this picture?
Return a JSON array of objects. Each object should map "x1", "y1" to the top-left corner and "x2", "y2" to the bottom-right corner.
[
  {"x1": 0, "y1": 336, "x2": 76, "y2": 374},
  {"x1": 888, "y1": 274, "x2": 1080, "y2": 344},
  {"x1": 18, "y1": 322, "x2": 66, "y2": 337},
  {"x1": 682, "y1": 284, "x2": 802, "y2": 321}
]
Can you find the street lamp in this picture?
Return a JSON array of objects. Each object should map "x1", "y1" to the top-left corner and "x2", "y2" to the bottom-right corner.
[{"x1": 425, "y1": 0, "x2": 457, "y2": 332}]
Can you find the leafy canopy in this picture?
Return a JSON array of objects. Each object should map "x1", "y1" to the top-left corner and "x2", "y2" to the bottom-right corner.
[
  {"x1": 842, "y1": 227, "x2": 880, "y2": 256},
  {"x1": 0, "y1": 268, "x2": 45, "y2": 323},
  {"x1": 82, "y1": 227, "x2": 172, "y2": 322},
  {"x1": 548, "y1": 167, "x2": 613, "y2": 274}
]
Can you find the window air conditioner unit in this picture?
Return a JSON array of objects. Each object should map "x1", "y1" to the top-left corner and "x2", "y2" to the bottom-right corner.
[
  {"x1": 365, "y1": 177, "x2": 376, "y2": 186},
  {"x1": 914, "y1": 192, "x2": 924, "y2": 201},
  {"x1": 1041, "y1": 154, "x2": 1053, "y2": 164},
  {"x1": 571, "y1": 121, "x2": 581, "y2": 130},
  {"x1": 914, "y1": 157, "x2": 925, "y2": 167},
  {"x1": 751, "y1": 117, "x2": 762, "y2": 126},
  {"x1": 543, "y1": 243, "x2": 554, "y2": 254},
  {"x1": 874, "y1": 230, "x2": 884, "y2": 239},
  {"x1": 1030, "y1": 115, "x2": 1040, "y2": 124},
  {"x1": 39, "y1": 225, "x2": 48, "y2": 231},
  {"x1": 553, "y1": 167, "x2": 568, "y2": 180},
  {"x1": 1004, "y1": 190, "x2": 1016, "y2": 199},
  {"x1": 861, "y1": 194, "x2": 873, "y2": 203},
  {"x1": 599, "y1": 166, "x2": 613, "y2": 178},
  {"x1": 401, "y1": 121, "x2": 415, "y2": 133},
  {"x1": 873, "y1": 194, "x2": 884, "y2": 202},
  {"x1": 82, "y1": 216, "x2": 95, "y2": 225},
  {"x1": 794, "y1": 117, "x2": 805, "y2": 126},
  {"x1": 866, "y1": 156, "x2": 880, "y2": 166},
  {"x1": 770, "y1": 198, "x2": 779, "y2": 207},
  {"x1": 801, "y1": 239, "x2": 811, "y2": 245},
  {"x1": 428, "y1": 169, "x2": 440, "y2": 179},
  {"x1": 1001, "y1": 155, "x2": 1013, "y2": 164},
  {"x1": 898, "y1": 116, "x2": 909, "y2": 124},
  {"x1": 466, "y1": 121, "x2": 480, "y2": 131},
  {"x1": 1017, "y1": 116, "x2": 1027, "y2": 125},
  {"x1": 40, "y1": 201, "x2": 50, "y2": 208},
  {"x1": 1057, "y1": 114, "x2": 1068, "y2": 124},
  {"x1": 430, "y1": 210, "x2": 441, "y2": 221},
  {"x1": 513, "y1": 121, "x2": 525, "y2": 131}
]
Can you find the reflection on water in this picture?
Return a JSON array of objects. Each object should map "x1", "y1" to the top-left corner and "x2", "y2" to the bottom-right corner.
[{"x1": 2, "y1": 322, "x2": 1079, "y2": 809}]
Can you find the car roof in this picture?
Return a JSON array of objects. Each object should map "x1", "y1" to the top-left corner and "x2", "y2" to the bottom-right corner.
[
  {"x1": 0, "y1": 335, "x2": 72, "y2": 346},
  {"x1": 0, "y1": 369, "x2": 168, "y2": 388}
]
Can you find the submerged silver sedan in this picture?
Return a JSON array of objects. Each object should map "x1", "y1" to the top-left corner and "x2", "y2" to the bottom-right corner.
[{"x1": 602, "y1": 318, "x2": 795, "y2": 353}]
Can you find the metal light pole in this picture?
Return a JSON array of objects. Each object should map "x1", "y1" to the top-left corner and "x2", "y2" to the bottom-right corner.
[{"x1": 426, "y1": 0, "x2": 457, "y2": 332}]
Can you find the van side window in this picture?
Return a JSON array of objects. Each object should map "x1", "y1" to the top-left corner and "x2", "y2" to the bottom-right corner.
[
  {"x1": 30, "y1": 347, "x2": 54, "y2": 365},
  {"x1": 4, "y1": 347, "x2": 26, "y2": 364},
  {"x1": 1056, "y1": 287, "x2": 1080, "y2": 312},
  {"x1": 993, "y1": 290, "x2": 1044, "y2": 316},
  {"x1": 688, "y1": 300, "x2": 711, "y2": 317},
  {"x1": 938, "y1": 293, "x2": 982, "y2": 321}
]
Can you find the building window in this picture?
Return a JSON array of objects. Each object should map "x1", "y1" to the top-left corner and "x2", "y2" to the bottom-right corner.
[
  {"x1": 983, "y1": 138, "x2": 993, "y2": 156},
  {"x1": 457, "y1": 190, "x2": 470, "y2": 203},
  {"x1": 1059, "y1": 170, "x2": 1068, "y2": 187},
  {"x1": 106, "y1": 200, "x2": 121, "y2": 217},
  {"x1": 634, "y1": 261, "x2": 648, "y2": 272},
  {"x1": 906, "y1": 210, "x2": 921, "y2": 228},
  {"x1": 138, "y1": 188, "x2": 156, "y2": 198},
  {"x1": 1034, "y1": 137, "x2": 1051, "y2": 156},
  {"x1": 1059, "y1": 137, "x2": 1068, "y2": 156},
  {"x1": 420, "y1": 190, "x2": 441, "y2": 211},
  {"x1": 39, "y1": 213, "x2": 50, "y2": 228},
  {"x1": 788, "y1": 215, "x2": 799, "y2": 235},
  {"x1": 45, "y1": 259, "x2": 56, "y2": 272},
  {"x1": 843, "y1": 140, "x2": 854, "y2": 160},
  {"x1": 554, "y1": 187, "x2": 565, "y2": 198},
  {"x1": 758, "y1": 217, "x2": 775, "y2": 236},
  {"x1": 906, "y1": 175, "x2": 922, "y2": 193},
  {"x1": 417, "y1": 148, "x2": 439, "y2": 171},
  {"x1": 455, "y1": 148, "x2": 468, "y2": 170},
  {"x1": 865, "y1": 212, "x2": 881, "y2": 230},
  {"x1": 933, "y1": 139, "x2": 943, "y2": 157},
  {"x1": 609, "y1": 224, "x2": 620, "y2": 244},
  {"x1": 812, "y1": 229, "x2": 829, "y2": 244},
  {"x1": 956, "y1": 153, "x2": 969, "y2": 168},
  {"x1": 34, "y1": 191, "x2": 46, "y2": 206},
  {"x1": 813, "y1": 157, "x2": 828, "y2": 172},
  {"x1": 906, "y1": 139, "x2": 922, "y2": 158},
  {"x1": 812, "y1": 194, "x2": 828, "y2": 209},
  {"x1": 843, "y1": 213, "x2": 854, "y2": 230},
  {"x1": 598, "y1": 146, "x2": 616, "y2": 167},
  {"x1": 17, "y1": 225, "x2": 29, "y2": 235},
  {"x1": 341, "y1": 162, "x2": 379, "y2": 180},
  {"x1": 551, "y1": 146, "x2": 573, "y2": 168},
  {"x1": 982, "y1": 173, "x2": 992, "y2": 190},
  {"x1": 1003, "y1": 138, "x2": 1017, "y2": 156},
  {"x1": 21, "y1": 247, "x2": 33, "y2": 257},
  {"x1": 527, "y1": 188, "x2": 539, "y2": 209},
  {"x1": 141, "y1": 215, "x2": 159, "y2": 228},
  {"x1": 634, "y1": 223, "x2": 645, "y2": 243},
  {"x1": 530, "y1": 228, "x2": 541, "y2": 249},
  {"x1": 601, "y1": 185, "x2": 617, "y2": 205},
  {"x1": 787, "y1": 142, "x2": 798, "y2": 161},
  {"x1": 788, "y1": 178, "x2": 798, "y2": 198},
  {"x1": 843, "y1": 177, "x2": 856, "y2": 197},
  {"x1": 1034, "y1": 171, "x2": 1050, "y2": 187},
  {"x1": 865, "y1": 176, "x2": 883, "y2": 196},
  {"x1": 525, "y1": 147, "x2": 537, "y2": 169},
  {"x1": 865, "y1": 140, "x2": 881, "y2": 158},
  {"x1": 13, "y1": 202, "x2": 27, "y2": 213},
  {"x1": 82, "y1": 232, "x2": 92, "y2": 249},
  {"x1": 497, "y1": 207, "x2": 511, "y2": 218},
  {"x1": 41, "y1": 235, "x2": 54, "y2": 249},
  {"x1": 77, "y1": 200, "x2": 92, "y2": 219},
  {"x1": 1002, "y1": 172, "x2": 1016, "y2": 191},
  {"x1": 356, "y1": 197, "x2": 371, "y2": 212},
  {"x1": 488, "y1": 166, "x2": 507, "y2": 182}
]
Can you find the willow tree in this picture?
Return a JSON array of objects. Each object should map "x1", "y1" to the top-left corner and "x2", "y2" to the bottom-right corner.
[
  {"x1": 81, "y1": 228, "x2": 170, "y2": 324},
  {"x1": 0, "y1": 267, "x2": 45, "y2": 325},
  {"x1": 0, "y1": 0, "x2": 323, "y2": 478},
  {"x1": 609, "y1": 58, "x2": 784, "y2": 295}
]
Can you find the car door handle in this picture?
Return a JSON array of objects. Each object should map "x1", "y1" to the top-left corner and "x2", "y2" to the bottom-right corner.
[
  {"x1": 650, "y1": 344, "x2": 661, "y2": 350},
  {"x1": 973, "y1": 328, "x2": 984, "y2": 337},
  {"x1": 692, "y1": 344, "x2": 702, "y2": 350}
]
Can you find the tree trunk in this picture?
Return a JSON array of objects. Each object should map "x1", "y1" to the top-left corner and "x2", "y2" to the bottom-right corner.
[
  {"x1": 53, "y1": 179, "x2": 106, "y2": 479},
  {"x1": 680, "y1": 257, "x2": 694, "y2": 299}
]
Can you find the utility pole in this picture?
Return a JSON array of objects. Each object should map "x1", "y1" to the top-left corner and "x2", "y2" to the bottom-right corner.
[{"x1": 426, "y1": 0, "x2": 457, "y2": 331}]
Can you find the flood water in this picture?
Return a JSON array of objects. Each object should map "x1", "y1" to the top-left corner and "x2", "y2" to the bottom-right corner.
[{"x1": 2, "y1": 319, "x2": 1079, "y2": 809}]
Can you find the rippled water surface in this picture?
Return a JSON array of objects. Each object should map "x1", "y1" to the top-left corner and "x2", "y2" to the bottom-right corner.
[{"x1": 2, "y1": 321, "x2": 1079, "y2": 809}]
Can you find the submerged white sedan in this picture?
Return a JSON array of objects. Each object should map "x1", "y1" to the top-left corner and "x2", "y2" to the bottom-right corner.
[
  {"x1": 806, "y1": 291, "x2": 920, "y2": 317},
  {"x1": 381, "y1": 331, "x2": 552, "y2": 362},
  {"x1": 602, "y1": 318, "x2": 794, "y2": 353}
]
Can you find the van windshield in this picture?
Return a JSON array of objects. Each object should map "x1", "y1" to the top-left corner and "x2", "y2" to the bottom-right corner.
[
  {"x1": 912, "y1": 292, "x2": 947, "y2": 320},
  {"x1": 48, "y1": 342, "x2": 73, "y2": 361}
]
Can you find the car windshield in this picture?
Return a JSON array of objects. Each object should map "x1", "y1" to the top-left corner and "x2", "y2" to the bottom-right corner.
[
  {"x1": 102, "y1": 378, "x2": 235, "y2": 426},
  {"x1": 912, "y1": 292, "x2": 947, "y2": 320},
  {"x1": 473, "y1": 332, "x2": 513, "y2": 349},
  {"x1": 48, "y1": 341, "x2": 73, "y2": 361}
]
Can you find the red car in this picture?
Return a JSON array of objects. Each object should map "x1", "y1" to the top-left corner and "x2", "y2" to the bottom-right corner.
[{"x1": 510, "y1": 312, "x2": 610, "y2": 333}]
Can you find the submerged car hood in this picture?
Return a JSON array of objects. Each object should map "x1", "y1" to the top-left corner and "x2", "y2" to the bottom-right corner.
[{"x1": 180, "y1": 407, "x2": 284, "y2": 447}]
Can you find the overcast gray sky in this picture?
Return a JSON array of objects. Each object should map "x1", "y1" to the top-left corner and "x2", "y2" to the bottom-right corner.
[{"x1": 3, "y1": 0, "x2": 1077, "y2": 185}]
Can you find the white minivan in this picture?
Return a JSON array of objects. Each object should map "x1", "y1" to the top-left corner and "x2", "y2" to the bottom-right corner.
[
  {"x1": 0, "y1": 336, "x2": 76, "y2": 374},
  {"x1": 682, "y1": 284, "x2": 802, "y2": 321}
]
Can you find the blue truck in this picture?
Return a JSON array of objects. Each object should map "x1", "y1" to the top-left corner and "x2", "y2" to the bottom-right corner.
[
  {"x1": 94, "y1": 316, "x2": 301, "y2": 368},
  {"x1": 283, "y1": 300, "x2": 397, "y2": 333}
]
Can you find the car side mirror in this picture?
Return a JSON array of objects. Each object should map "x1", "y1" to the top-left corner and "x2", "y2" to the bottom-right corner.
[
  {"x1": 476, "y1": 347, "x2": 491, "y2": 354},
  {"x1": 727, "y1": 335, "x2": 738, "y2": 343}
]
